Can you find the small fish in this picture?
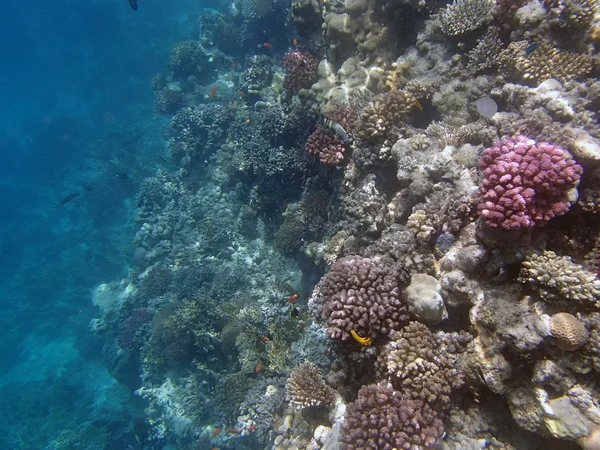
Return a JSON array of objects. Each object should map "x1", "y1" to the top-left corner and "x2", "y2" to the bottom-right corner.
[
  {"x1": 225, "y1": 75, "x2": 230, "y2": 81},
  {"x1": 230, "y1": 62, "x2": 236, "y2": 70},
  {"x1": 249, "y1": 425, "x2": 256, "y2": 432},
  {"x1": 255, "y1": 361, "x2": 262, "y2": 373},
  {"x1": 350, "y1": 329, "x2": 372, "y2": 346},
  {"x1": 211, "y1": 428, "x2": 223, "y2": 439},
  {"x1": 288, "y1": 293, "x2": 298, "y2": 303},
  {"x1": 292, "y1": 38, "x2": 298, "y2": 46},
  {"x1": 245, "y1": 119, "x2": 251, "y2": 125},
  {"x1": 238, "y1": 91, "x2": 245, "y2": 98},
  {"x1": 227, "y1": 427, "x2": 241, "y2": 435},
  {"x1": 209, "y1": 86, "x2": 218, "y2": 98},
  {"x1": 260, "y1": 336, "x2": 270, "y2": 343},
  {"x1": 128, "y1": 0, "x2": 138, "y2": 10},
  {"x1": 116, "y1": 172, "x2": 129, "y2": 180},
  {"x1": 290, "y1": 306, "x2": 299, "y2": 318},
  {"x1": 320, "y1": 117, "x2": 350, "y2": 142},
  {"x1": 53, "y1": 192, "x2": 80, "y2": 209},
  {"x1": 298, "y1": 321, "x2": 307, "y2": 328},
  {"x1": 525, "y1": 42, "x2": 540, "y2": 55},
  {"x1": 261, "y1": 43, "x2": 273, "y2": 48},
  {"x1": 439, "y1": 177, "x2": 455, "y2": 185}
]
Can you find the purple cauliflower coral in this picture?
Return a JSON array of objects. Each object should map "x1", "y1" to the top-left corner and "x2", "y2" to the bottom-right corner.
[
  {"x1": 320, "y1": 255, "x2": 409, "y2": 343},
  {"x1": 340, "y1": 382, "x2": 444, "y2": 450},
  {"x1": 478, "y1": 136, "x2": 583, "y2": 230}
]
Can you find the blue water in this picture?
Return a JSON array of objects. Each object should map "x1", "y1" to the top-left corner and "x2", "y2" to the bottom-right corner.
[{"x1": 0, "y1": 1, "x2": 204, "y2": 447}]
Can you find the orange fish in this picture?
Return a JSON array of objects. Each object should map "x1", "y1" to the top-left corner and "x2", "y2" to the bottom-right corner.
[
  {"x1": 230, "y1": 62, "x2": 236, "y2": 70},
  {"x1": 260, "y1": 336, "x2": 270, "y2": 343},
  {"x1": 262, "y1": 42, "x2": 273, "y2": 48},
  {"x1": 288, "y1": 293, "x2": 298, "y2": 303},
  {"x1": 212, "y1": 428, "x2": 222, "y2": 438},
  {"x1": 225, "y1": 75, "x2": 230, "y2": 81},
  {"x1": 249, "y1": 425, "x2": 256, "y2": 432},
  {"x1": 227, "y1": 427, "x2": 241, "y2": 435},
  {"x1": 209, "y1": 85, "x2": 218, "y2": 98},
  {"x1": 292, "y1": 38, "x2": 298, "y2": 46},
  {"x1": 255, "y1": 361, "x2": 262, "y2": 373},
  {"x1": 238, "y1": 91, "x2": 245, "y2": 97},
  {"x1": 299, "y1": 321, "x2": 307, "y2": 328}
]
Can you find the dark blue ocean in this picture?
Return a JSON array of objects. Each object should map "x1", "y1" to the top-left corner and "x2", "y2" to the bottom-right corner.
[{"x1": 0, "y1": 1, "x2": 205, "y2": 448}]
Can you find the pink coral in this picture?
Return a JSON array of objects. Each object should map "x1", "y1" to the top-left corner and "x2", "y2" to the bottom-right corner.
[
  {"x1": 281, "y1": 48, "x2": 318, "y2": 93},
  {"x1": 477, "y1": 136, "x2": 583, "y2": 230},
  {"x1": 305, "y1": 125, "x2": 347, "y2": 166}
]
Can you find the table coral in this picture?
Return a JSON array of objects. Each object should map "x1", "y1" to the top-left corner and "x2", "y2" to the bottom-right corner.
[{"x1": 477, "y1": 136, "x2": 583, "y2": 230}]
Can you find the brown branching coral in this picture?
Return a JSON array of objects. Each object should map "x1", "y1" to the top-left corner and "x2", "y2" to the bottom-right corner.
[
  {"x1": 376, "y1": 322, "x2": 465, "y2": 410},
  {"x1": 340, "y1": 382, "x2": 444, "y2": 450},
  {"x1": 286, "y1": 361, "x2": 336, "y2": 409},
  {"x1": 438, "y1": 0, "x2": 495, "y2": 36},
  {"x1": 519, "y1": 250, "x2": 600, "y2": 305},
  {"x1": 544, "y1": 0, "x2": 598, "y2": 31},
  {"x1": 499, "y1": 41, "x2": 594, "y2": 84},
  {"x1": 467, "y1": 30, "x2": 504, "y2": 73},
  {"x1": 355, "y1": 89, "x2": 420, "y2": 144}
]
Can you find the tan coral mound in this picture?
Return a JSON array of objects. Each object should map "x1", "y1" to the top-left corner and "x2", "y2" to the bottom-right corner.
[{"x1": 550, "y1": 312, "x2": 589, "y2": 351}]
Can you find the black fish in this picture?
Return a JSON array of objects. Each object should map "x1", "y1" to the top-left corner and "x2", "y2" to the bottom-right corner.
[
  {"x1": 116, "y1": 172, "x2": 129, "y2": 180},
  {"x1": 53, "y1": 192, "x2": 80, "y2": 209},
  {"x1": 525, "y1": 42, "x2": 540, "y2": 55},
  {"x1": 439, "y1": 177, "x2": 455, "y2": 185},
  {"x1": 128, "y1": 0, "x2": 138, "y2": 11}
]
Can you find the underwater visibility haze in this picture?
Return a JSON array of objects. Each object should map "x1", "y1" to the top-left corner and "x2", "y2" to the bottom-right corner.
[{"x1": 1, "y1": 0, "x2": 600, "y2": 448}]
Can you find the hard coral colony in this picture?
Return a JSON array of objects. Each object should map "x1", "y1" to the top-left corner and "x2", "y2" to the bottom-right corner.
[{"x1": 94, "y1": 0, "x2": 600, "y2": 449}]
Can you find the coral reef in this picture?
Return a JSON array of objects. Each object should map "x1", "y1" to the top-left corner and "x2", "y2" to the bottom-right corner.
[{"x1": 88, "y1": 0, "x2": 600, "y2": 448}]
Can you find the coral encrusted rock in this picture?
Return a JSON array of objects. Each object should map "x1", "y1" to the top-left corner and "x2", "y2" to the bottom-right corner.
[
  {"x1": 320, "y1": 255, "x2": 409, "y2": 342},
  {"x1": 477, "y1": 136, "x2": 583, "y2": 230},
  {"x1": 340, "y1": 382, "x2": 444, "y2": 450},
  {"x1": 286, "y1": 361, "x2": 336, "y2": 409}
]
